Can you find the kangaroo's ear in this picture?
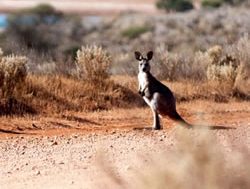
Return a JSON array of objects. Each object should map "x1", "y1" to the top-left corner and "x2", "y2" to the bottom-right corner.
[
  {"x1": 147, "y1": 51, "x2": 153, "y2": 60},
  {"x1": 134, "y1": 51, "x2": 142, "y2": 61}
]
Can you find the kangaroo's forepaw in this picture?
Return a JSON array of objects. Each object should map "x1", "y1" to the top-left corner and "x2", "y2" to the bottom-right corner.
[{"x1": 138, "y1": 90, "x2": 145, "y2": 97}]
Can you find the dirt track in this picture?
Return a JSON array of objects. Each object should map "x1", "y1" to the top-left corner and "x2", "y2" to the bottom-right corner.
[{"x1": 0, "y1": 100, "x2": 250, "y2": 188}]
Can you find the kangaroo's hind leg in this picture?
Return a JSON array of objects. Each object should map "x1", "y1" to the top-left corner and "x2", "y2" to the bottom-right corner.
[
  {"x1": 152, "y1": 110, "x2": 161, "y2": 130},
  {"x1": 150, "y1": 95, "x2": 162, "y2": 130}
]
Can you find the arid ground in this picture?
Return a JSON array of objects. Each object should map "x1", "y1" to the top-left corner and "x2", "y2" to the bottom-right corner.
[
  {"x1": 0, "y1": 1, "x2": 250, "y2": 188},
  {"x1": 0, "y1": 100, "x2": 249, "y2": 188}
]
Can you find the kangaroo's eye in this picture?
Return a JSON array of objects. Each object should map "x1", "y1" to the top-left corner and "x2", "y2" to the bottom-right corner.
[{"x1": 140, "y1": 63, "x2": 143, "y2": 66}]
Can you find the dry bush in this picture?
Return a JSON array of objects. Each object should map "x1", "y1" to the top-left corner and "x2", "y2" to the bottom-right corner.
[
  {"x1": 204, "y1": 36, "x2": 250, "y2": 99},
  {"x1": 155, "y1": 46, "x2": 193, "y2": 81},
  {"x1": 156, "y1": 50, "x2": 181, "y2": 81},
  {"x1": 0, "y1": 49, "x2": 28, "y2": 98},
  {"x1": 0, "y1": 49, "x2": 29, "y2": 115},
  {"x1": 76, "y1": 46, "x2": 111, "y2": 83},
  {"x1": 206, "y1": 45, "x2": 239, "y2": 84},
  {"x1": 229, "y1": 35, "x2": 250, "y2": 98},
  {"x1": 100, "y1": 128, "x2": 250, "y2": 189}
]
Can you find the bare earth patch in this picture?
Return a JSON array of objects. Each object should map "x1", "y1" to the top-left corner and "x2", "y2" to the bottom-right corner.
[{"x1": 0, "y1": 100, "x2": 249, "y2": 188}]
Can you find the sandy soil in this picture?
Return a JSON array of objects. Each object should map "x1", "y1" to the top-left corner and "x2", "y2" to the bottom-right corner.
[{"x1": 0, "y1": 100, "x2": 250, "y2": 188}]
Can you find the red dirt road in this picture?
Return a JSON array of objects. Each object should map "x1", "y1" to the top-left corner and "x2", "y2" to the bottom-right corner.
[{"x1": 0, "y1": 100, "x2": 249, "y2": 188}]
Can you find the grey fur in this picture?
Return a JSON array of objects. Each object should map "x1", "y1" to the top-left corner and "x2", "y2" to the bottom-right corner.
[{"x1": 135, "y1": 51, "x2": 192, "y2": 130}]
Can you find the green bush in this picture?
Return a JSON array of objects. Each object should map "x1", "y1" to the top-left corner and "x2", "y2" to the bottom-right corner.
[
  {"x1": 121, "y1": 26, "x2": 151, "y2": 39},
  {"x1": 202, "y1": 0, "x2": 247, "y2": 7},
  {"x1": 156, "y1": 0, "x2": 194, "y2": 12},
  {"x1": 28, "y1": 4, "x2": 62, "y2": 17},
  {"x1": 202, "y1": 0, "x2": 224, "y2": 7},
  {"x1": 224, "y1": 0, "x2": 247, "y2": 5}
]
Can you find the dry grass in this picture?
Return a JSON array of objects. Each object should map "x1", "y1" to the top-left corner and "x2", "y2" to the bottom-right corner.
[
  {"x1": 100, "y1": 127, "x2": 250, "y2": 189},
  {"x1": 112, "y1": 75, "x2": 244, "y2": 103},
  {"x1": 4, "y1": 74, "x2": 143, "y2": 115},
  {"x1": 0, "y1": 72, "x2": 246, "y2": 116}
]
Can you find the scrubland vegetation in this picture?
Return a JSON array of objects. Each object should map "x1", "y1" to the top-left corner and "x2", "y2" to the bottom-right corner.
[
  {"x1": 0, "y1": 36, "x2": 249, "y2": 115},
  {"x1": 0, "y1": 3, "x2": 249, "y2": 189},
  {"x1": 0, "y1": 3, "x2": 249, "y2": 115}
]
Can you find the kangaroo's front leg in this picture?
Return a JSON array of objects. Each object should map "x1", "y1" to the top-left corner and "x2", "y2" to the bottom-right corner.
[
  {"x1": 138, "y1": 84, "x2": 148, "y2": 97},
  {"x1": 138, "y1": 85, "x2": 143, "y2": 96}
]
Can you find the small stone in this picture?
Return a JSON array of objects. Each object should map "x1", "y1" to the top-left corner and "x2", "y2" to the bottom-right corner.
[
  {"x1": 35, "y1": 170, "x2": 41, "y2": 175},
  {"x1": 72, "y1": 135, "x2": 78, "y2": 138},
  {"x1": 126, "y1": 165, "x2": 132, "y2": 171},
  {"x1": 51, "y1": 141, "x2": 58, "y2": 146}
]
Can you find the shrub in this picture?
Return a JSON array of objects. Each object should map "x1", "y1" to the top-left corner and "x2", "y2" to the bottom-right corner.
[
  {"x1": 28, "y1": 4, "x2": 62, "y2": 18},
  {"x1": 0, "y1": 57, "x2": 27, "y2": 98},
  {"x1": 76, "y1": 46, "x2": 111, "y2": 83},
  {"x1": 230, "y1": 35, "x2": 250, "y2": 97},
  {"x1": 202, "y1": 0, "x2": 224, "y2": 7},
  {"x1": 156, "y1": 51, "x2": 182, "y2": 81},
  {"x1": 206, "y1": 45, "x2": 240, "y2": 83},
  {"x1": 121, "y1": 26, "x2": 151, "y2": 39},
  {"x1": 0, "y1": 49, "x2": 28, "y2": 98},
  {"x1": 156, "y1": 47, "x2": 195, "y2": 81},
  {"x1": 224, "y1": 0, "x2": 247, "y2": 5},
  {"x1": 156, "y1": 0, "x2": 194, "y2": 12}
]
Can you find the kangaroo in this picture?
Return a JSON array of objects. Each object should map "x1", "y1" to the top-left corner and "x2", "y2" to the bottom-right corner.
[{"x1": 135, "y1": 51, "x2": 192, "y2": 130}]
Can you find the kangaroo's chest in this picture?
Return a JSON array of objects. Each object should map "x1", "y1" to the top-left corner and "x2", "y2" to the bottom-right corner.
[
  {"x1": 138, "y1": 72, "x2": 149, "y2": 89},
  {"x1": 138, "y1": 72, "x2": 156, "y2": 101}
]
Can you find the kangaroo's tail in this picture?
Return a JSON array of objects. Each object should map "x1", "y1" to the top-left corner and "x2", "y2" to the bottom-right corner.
[
  {"x1": 169, "y1": 111, "x2": 193, "y2": 129},
  {"x1": 169, "y1": 111, "x2": 234, "y2": 130}
]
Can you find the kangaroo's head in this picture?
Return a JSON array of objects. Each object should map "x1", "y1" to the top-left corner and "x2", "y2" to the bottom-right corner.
[{"x1": 134, "y1": 51, "x2": 153, "y2": 73}]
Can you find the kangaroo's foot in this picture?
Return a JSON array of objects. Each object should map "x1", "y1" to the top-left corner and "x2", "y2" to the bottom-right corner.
[
  {"x1": 152, "y1": 124, "x2": 162, "y2": 130},
  {"x1": 152, "y1": 110, "x2": 161, "y2": 130}
]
